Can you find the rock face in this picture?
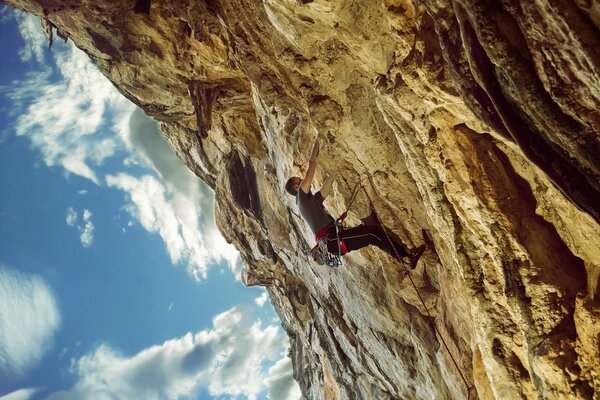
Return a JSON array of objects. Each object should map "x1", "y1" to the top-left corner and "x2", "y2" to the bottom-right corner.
[{"x1": 5, "y1": 0, "x2": 599, "y2": 398}]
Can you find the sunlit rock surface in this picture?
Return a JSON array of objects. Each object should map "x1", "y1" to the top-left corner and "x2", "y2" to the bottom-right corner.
[{"x1": 4, "y1": 0, "x2": 599, "y2": 398}]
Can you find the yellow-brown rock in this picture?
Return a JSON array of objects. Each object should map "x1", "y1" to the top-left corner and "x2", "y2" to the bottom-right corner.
[{"x1": 3, "y1": 0, "x2": 599, "y2": 398}]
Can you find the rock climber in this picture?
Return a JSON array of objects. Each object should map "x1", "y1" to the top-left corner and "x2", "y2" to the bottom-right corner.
[{"x1": 285, "y1": 135, "x2": 426, "y2": 268}]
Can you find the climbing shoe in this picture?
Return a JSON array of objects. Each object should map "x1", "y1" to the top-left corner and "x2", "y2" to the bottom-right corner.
[{"x1": 408, "y1": 244, "x2": 426, "y2": 269}]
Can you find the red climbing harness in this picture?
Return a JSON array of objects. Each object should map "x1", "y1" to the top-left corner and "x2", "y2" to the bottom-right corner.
[{"x1": 315, "y1": 224, "x2": 348, "y2": 255}]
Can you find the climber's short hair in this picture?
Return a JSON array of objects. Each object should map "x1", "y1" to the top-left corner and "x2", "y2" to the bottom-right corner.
[{"x1": 285, "y1": 177, "x2": 301, "y2": 196}]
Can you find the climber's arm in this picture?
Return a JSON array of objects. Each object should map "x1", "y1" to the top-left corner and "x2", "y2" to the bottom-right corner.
[
  {"x1": 300, "y1": 136, "x2": 320, "y2": 194},
  {"x1": 320, "y1": 174, "x2": 334, "y2": 199}
]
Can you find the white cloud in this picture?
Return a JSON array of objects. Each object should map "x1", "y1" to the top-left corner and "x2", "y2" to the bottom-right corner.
[
  {"x1": 13, "y1": 11, "x2": 47, "y2": 64},
  {"x1": 6, "y1": 9, "x2": 238, "y2": 277},
  {"x1": 167, "y1": 303, "x2": 174, "y2": 312},
  {"x1": 4, "y1": 12, "x2": 134, "y2": 185},
  {"x1": 62, "y1": 158, "x2": 100, "y2": 185},
  {"x1": 65, "y1": 207, "x2": 77, "y2": 227},
  {"x1": 45, "y1": 307, "x2": 299, "y2": 400},
  {"x1": 0, "y1": 265, "x2": 61, "y2": 376},
  {"x1": 107, "y1": 171, "x2": 237, "y2": 280},
  {"x1": 255, "y1": 292, "x2": 269, "y2": 307},
  {"x1": 0, "y1": 387, "x2": 41, "y2": 400},
  {"x1": 65, "y1": 207, "x2": 95, "y2": 248},
  {"x1": 115, "y1": 110, "x2": 240, "y2": 278},
  {"x1": 265, "y1": 356, "x2": 302, "y2": 400},
  {"x1": 79, "y1": 210, "x2": 95, "y2": 248}
]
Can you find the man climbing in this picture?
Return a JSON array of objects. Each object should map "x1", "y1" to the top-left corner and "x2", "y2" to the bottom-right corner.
[{"x1": 285, "y1": 135, "x2": 426, "y2": 268}]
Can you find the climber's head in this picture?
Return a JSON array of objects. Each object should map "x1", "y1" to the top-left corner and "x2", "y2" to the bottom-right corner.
[{"x1": 285, "y1": 177, "x2": 301, "y2": 196}]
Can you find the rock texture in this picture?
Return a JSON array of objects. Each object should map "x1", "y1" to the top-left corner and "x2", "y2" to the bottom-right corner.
[{"x1": 4, "y1": 0, "x2": 599, "y2": 398}]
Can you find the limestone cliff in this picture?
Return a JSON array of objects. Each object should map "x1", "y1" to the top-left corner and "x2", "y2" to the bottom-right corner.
[{"x1": 4, "y1": 0, "x2": 599, "y2": 398}]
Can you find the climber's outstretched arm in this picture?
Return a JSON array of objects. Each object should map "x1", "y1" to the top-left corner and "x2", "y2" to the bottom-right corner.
[{"x1": 300, "y1": 136, "x2": 320, "y2": 194}]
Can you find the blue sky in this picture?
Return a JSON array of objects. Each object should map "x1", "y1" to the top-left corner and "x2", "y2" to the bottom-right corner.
[{"x1": 0, "y1": 7, "x2": 299, "y2": 400}]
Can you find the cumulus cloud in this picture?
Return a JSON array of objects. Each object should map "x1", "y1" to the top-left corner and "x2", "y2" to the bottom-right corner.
[
  {"x1": 65, "y1": 208, "x2": 95, "y2": 248},
  {"x1": 0, "y1": 387, "x2": 41, "y2": 400},
  {"x1": 125, "y1": 110, "x2": 239, "y2": 272},
  {"x1": 107, "y1": 171, "x2": 237, "y2": 279},
  {"x1": 45, "y1": 307, "x2": 299, "y2": 400},
  {"x1": 265, "y1": 356, "x2": 302, "y2": 400},
  {"x1": 255, "y1": 292, "x2": 269, "y2": 307},
  {"x1": 0, "y1": 265, "x2": 61, "y2": 376},
  {"x1": 104, "y1": 110, "x2": 239, "y2": 279},
  {"x1": 5, "y1": 12, "x2": 238, "y2": 278},
  {"x1": 3, "y1": 11, "x2": 134, "y2": 185}
]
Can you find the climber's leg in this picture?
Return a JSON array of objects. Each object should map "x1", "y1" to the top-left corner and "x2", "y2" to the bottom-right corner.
[
  {"x1": 360, "y1": 209, "x2": 381, "y2": 226},
  {"x1": 327, "y1": 225, "x2": 410, "y2": 260}
]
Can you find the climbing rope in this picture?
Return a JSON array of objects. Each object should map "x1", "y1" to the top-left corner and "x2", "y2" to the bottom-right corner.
[
  {"x1": 359, "y1": 183, "x2": 476, "y2": 400},
  {"x1": 337, "y1": 177, "x2": 362, "y2": 222}
]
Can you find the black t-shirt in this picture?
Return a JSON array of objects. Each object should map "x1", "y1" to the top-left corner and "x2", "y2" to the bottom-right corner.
[{"x1": 296, "y1": 190, "x2": 334, "y2": 235}]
